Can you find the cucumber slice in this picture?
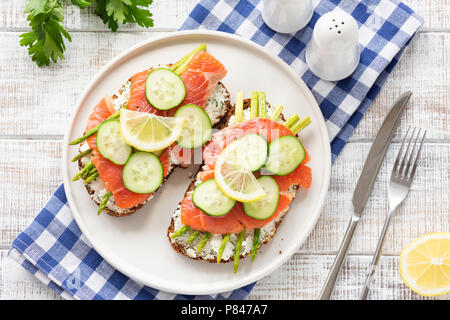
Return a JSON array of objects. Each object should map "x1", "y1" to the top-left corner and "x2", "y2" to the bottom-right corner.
[
  {"x1": 243, "y1": 176, "x2": 279, "y2": 220},
  {"x1": 229, "y1": 134, "x2": 268, "y2": 172},
  {"x1": 122, "y1": 152, "x2": 163, "y2": 193},
  {"x1": 174, "y1": 104, "x2": 212, "y2": 148},
  {"x1": 263, "y1": 135, "x2": 305, "y2": 176},
  {"x1": 96, "y1": 119, "x2": 131, "y2": 165},
  {"x1": 192, "y1": 179, "x2": 236, "y2": 216},
  {"x1": 145, "y1": 68, "x2": 186, "y2": 110},
  {"x1": 133, "y1": 146, "x2": 163, "y2": 157}
]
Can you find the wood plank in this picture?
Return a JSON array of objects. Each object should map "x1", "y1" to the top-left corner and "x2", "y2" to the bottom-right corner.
[
  {"x1": 0, "y1": 0, "x2": 447, "y2": 31},
  {"x1": 0, "y1": 32, "x2": 448, "y2": 140},
  {"x1": 0, "y1": 31, "x2": 168, "y2": 136},
  {"x1": 301, "y1": 140, "x2": 449, "y2": 254},
  {"x1": 405, "y1": 0, "x2": 450, "y2": 30},
  {"x1": 0, "y1": 140, "x2": 62, "y2": 245},
  {"x1": 247, "y1": 254, "x2": 447, "y2": 300},
  {"x1": 352, "y1": 32, "x2": 450, "y2": 142},
  {"x1": 1, "y1": 140, "x2": 447, "y2": 255},
  {"x1": 2, "y1": 249, "x2": 444, "y2": 300}
]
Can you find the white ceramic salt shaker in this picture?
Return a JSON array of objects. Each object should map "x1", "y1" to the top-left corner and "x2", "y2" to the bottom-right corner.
[
  {"x1": 305, "y1": 10, "x2": 360, "y2": 81},
  {"x1": 261, "y1": 0, "x2": 313, "y2": 34}
]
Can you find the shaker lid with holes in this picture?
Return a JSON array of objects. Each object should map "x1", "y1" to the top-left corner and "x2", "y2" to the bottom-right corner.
[
  {"x1": 313, "y1": 11, "x2": 359, "y2": 50},
  {"x1": 305, "y1": 10, "x2": 360, "y2": 81}
]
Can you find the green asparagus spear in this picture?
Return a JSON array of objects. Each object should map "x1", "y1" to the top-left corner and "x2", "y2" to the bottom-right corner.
[
  {"x1": 234, "y1": 91, "x2": 244, "y2": 123},
  {"x1": 71, "y1": 148, "x2": 93, "y2": 162},
  {"x1": 187, "y1": 230, "x2": 201, "y2": 244},
  {"x1": 86, "y1": 166, "x2": 97, "y2": 178},
  {"x1": 270, "y1": 105, "x2": 283, "y2": 121},
  {"x1": 84, "y1": 172, "x2": 99, "y2": 184},
  {"x1": 172, "y1": 44, "x2": 207, "y2": 75},
  {"x1": 68, "y1": 110, "x2": 121, "y2": 145},
  {"x1": 72, "y1": 161, "x2": 93, "y2": 181},
  {"x1": 174, "y1": 59, "x2": 191, "y2": 76},
  {"x1": 284, "y1": 114, "x2": 300, "y2": 128},
  {"x1": 170, "y1": 225, "x2": 191, "y2": 238},
  {"x1": 250, "y1": 91, "x2": 258, "y2": 119},
  {"x1": 291, "y1": 117, "x2": 312, "y2": 135},
  {"x1": 197, "y1": 232, "x2": 211, "y2": 252},
  {"x1": 251, "y1": 229, "x2": 261, "y2": 262},
  {"x1": 234, "y1": 230, "x2": 246, "y2": 274},
  {"x1": 257, "y1": 92, "x2": 267, "y2": 118},
  {"x1": 97, "y1": 192, "x2": 112, "y2": 216},
  {"x1": 83, "y1": 166, "x2": 98, "y2": 179},
  {"x1": 217, "y1": 233, "x2": 231, "y2": 263}
]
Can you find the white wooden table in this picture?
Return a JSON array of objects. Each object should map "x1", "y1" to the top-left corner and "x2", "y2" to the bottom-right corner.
[{"x1": 0, "y1": 0, "x2": 448, "y2": 300}]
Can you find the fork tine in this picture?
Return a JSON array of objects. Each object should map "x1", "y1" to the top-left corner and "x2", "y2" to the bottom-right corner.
[
  {"x1": 404, "y1": 128, "x2": 422, "y2": 178},
  {"x1": 392, "y1": 126, "x2": 411, "y2": 176},
  {"x1": 408, "y1": 129, "x2": 427, "y2": 181},
  {"x1": 398, "y1": 127, "x2": 417, "y2": 177}
]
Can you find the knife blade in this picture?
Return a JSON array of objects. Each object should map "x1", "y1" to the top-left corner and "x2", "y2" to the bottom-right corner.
[
  {"x1": 319, "y1": 91, "x2": 411, "y2": 300},
  {"x1": 352, "y1": 91, "x2": 412, "y2": 214}
]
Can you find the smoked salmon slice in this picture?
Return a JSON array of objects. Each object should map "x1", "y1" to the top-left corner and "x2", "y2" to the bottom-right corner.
[
  {"x1": 203, "y1": 118, "x2": 294, "y2": 169},
  {"x1": 84, "y1": 98, "x2": 169, "y2": 209},
  {"x1": 168, "y1": 51, "x2": 228, "y2": 165},
  {"x1": 180, "y1": 171, "x2": 299, "y2": 234},
  {"x1": 180, "y1": 117, "x2": 311, "y2": 233},
  {"x1": 232, "y1": 192, "x2": 293, "y2": 230},
  {"x1": 180, "y1": 193, "x2": 244, "y2": 235},
  {"x1": 179, "y1": 70, "x2": 210, "y2": 108},
  {"x1": 127, "y1": 68, "x2": 166, "y2": 116},
  {"x1": 273, "y1": 164, "x2": 312, "y2": 191},
  {"x1": 170, "y1": 51, "x2": 228, "y2": 112},
  {"x1": 185, "y1": 51, "x2": 227, "y2": 89}
]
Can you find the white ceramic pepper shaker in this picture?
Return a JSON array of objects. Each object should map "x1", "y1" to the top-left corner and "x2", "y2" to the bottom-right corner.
[
  {"x1": 261, "y1": 0, "x2": 313, "y2": 34},
  {"x1": 305, "y1": 10, "x2": 360, "y2": 81}
]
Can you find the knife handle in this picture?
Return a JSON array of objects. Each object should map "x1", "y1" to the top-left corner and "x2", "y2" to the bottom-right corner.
[
  {"x1": 319, "y1": 213, "x2": 360, "y2": 300},
  {"x1": 360, "y1": 209, "x2": 395, "y2": 300}
]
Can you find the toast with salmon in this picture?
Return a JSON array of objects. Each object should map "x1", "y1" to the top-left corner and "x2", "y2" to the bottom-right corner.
[
  {"x1": 70, "y1": 46, "x2": 233, "y2": 217},
  {"x1": 167, "y1": 94, "x2": 312, "y2": 272}
]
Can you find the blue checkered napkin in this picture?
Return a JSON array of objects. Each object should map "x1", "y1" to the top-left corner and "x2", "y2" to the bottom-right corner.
[
  {"x1": 9, "y1": 185, "x2": 255, "y2": 300},
  {"x1": 180, "y1": 0, "x2": 423, "y2": 161}
]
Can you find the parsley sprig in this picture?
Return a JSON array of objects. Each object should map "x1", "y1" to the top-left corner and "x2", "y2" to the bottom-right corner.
[
  {"x1": 94, "y1": 0, "x2": 154, "y2": 32},
  {"x1": 20, "y1": 0, "x2": 154, "y2": 67},
  {"x1": 20, "y1": 0, "x2": 71, "y2": 67}
]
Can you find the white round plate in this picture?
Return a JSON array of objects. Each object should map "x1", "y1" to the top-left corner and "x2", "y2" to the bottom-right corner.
[{"x1": 62, "y1": 30, "x2": 331, "y2": 295}]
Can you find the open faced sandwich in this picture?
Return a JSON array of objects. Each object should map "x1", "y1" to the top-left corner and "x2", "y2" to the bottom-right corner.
[
  {"x1": 168, "y1": 92, "x2": 312, "y2": 273},
  {"x1": 69, "y1": 45, "x2": 232, "y2": 216}
]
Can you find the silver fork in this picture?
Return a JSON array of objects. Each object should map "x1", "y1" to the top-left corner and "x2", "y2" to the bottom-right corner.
[{"x1": 360, "y1": 127, "x2": 427, "y2": 300}]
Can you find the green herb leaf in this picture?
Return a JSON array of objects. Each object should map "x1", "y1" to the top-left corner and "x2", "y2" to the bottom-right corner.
[
  {"x1": 106, "y1": 0, "x2": 129, "y2": 24},
  {"x1": 95, "y1": 0, "x2": 154, "y2": 32},
  {"x1": 71, "y1": 0, "x2": 94, "y2": 8},
  {"x1": 20, "y1": 0, "x2": 72, "y2": 67},
  {"x1": 20, "y1": 0, "x2": 154, "y2": 66}
]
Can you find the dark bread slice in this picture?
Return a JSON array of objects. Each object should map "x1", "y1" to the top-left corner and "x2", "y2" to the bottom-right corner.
[
  {"x1": 77, "y1": 82, "x2": 232, "y2": 217},
  {"x1": 167, "y1": 99, "x2": 301, "y2": 263}
]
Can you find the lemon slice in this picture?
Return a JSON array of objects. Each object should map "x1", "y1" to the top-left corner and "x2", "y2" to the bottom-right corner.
[
  {"x1": 214, "y1": 134, "x2": 268, "y2": 202},
  {"x1": 399, "y1": 232, "x2": 450, "y2": 296},
  {"x1": 120, "y1": 109, "x2": 184, "y2": 152}
]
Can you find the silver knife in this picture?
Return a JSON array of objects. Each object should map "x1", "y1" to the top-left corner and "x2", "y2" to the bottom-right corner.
[{"x1": 318, "y1": 91, "x2": 412, "y2": 300}]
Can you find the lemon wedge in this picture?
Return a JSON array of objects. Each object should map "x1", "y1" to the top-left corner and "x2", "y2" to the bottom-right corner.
[
  {"x1": 120, "y1": 109, "x2": 184, "y2": 152},
  {"x1": 214, "y1": 134, "x2": 268, "y2": 202},
  {"x1": 399, "y1": 232, "x2": 450, "y2": 296}
]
